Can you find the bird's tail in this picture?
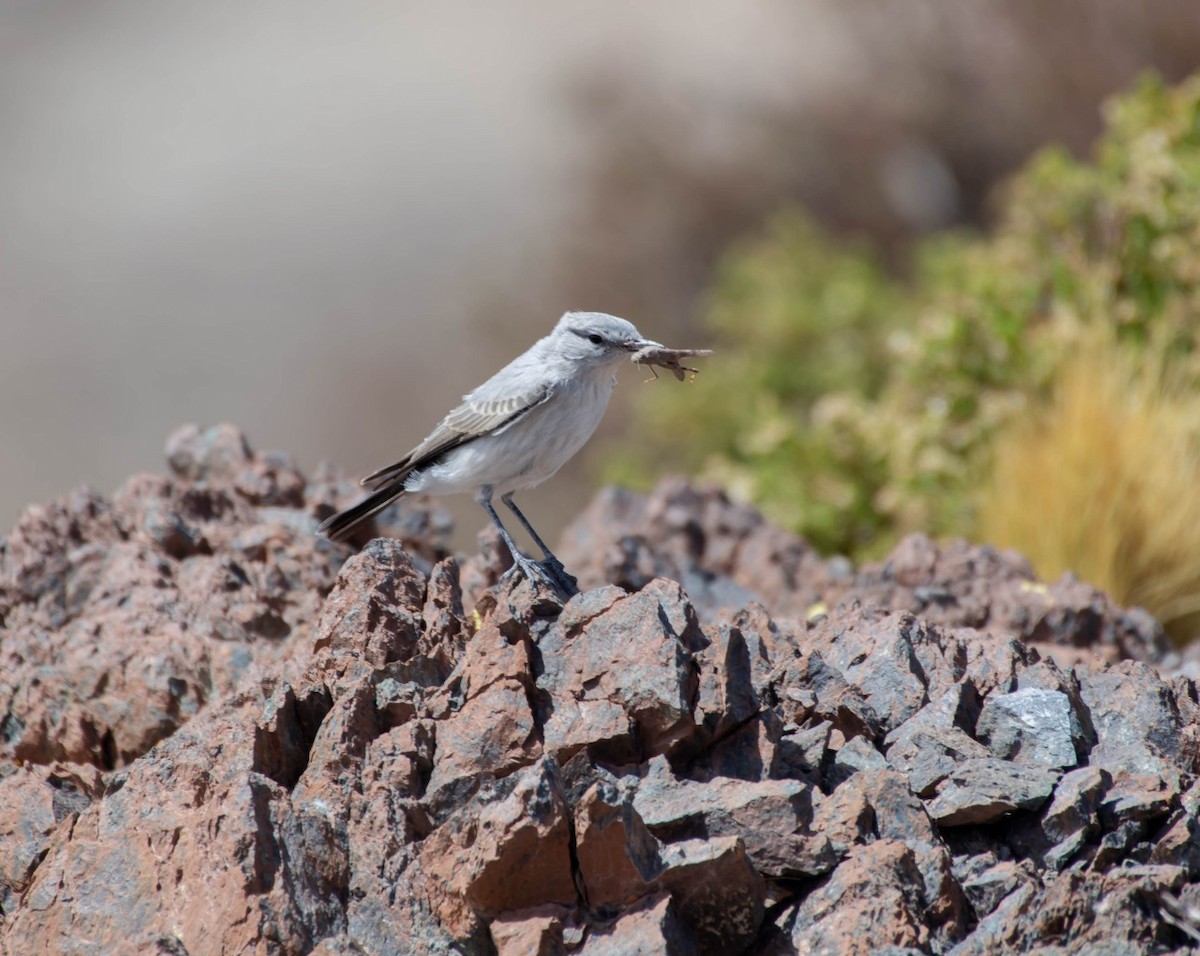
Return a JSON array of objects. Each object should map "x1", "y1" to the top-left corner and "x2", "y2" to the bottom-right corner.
[{"x1": 317, "y1": 481, "x2": 408, "y2": 542}]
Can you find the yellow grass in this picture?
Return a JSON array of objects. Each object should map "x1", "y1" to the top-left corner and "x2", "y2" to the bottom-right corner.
[{"x1": 980, "y1": 335, "x2": 1200, "y2": 644}]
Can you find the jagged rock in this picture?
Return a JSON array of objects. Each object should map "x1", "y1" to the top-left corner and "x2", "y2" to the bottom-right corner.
[
  {"x1": 884, "y1": 685, "x2": 989, "y2": 797},
  {"x1": 926, "y1": 759, "x2": 1061, "y2": 826},
  {"x1": 960, "y1": 860, "x2": 1037, "y2": 918},
  {"x1": 774, "y1": 720, "x2": 830, "y2": 781},
  {"x1": 536, "y1": 578, "x2": 701, "y2": 763},
  {"x1": 3, "y1": 677, "x2": 349, "y2": 956},
  {"x1": 1023, "y1": 765, "x2": 1108, "y2": 870},
  {"x1": 558, "y1": 480, "x2": 833, "y2": 621},
  {"x1": 416, "y1": 758, "x2": 577, "y2": 941},
  {"x1": 829, "y1": 733, "x2": 889, "y2": 786},
  {"x1": 975, "y1": 687, "x2": 1082, "y2": 769},
  {"x1": 1152, "y1": 781, "x2": 1200, "y2": 874},
  {"x1": 490, "y1": 905, "x2": 574, "y2": 956},
  {"x1": 633, "y1": 758, "x2": 832, "y2": 878},
  {"x1": 780, "y1": 840, "x2": 934, "y2": 955},
  {"x1": 948, "y1": 865, "x2": 1188, "y2": 954},
  {"x1": 579, "y1": 893, "x2": 696, "y2": 955},
  {"x1": 656, "y1": 837, "x2": 764, "y2": 955},
  {"x1": 813, "y1": 769, "x2": 967, "y2": 945},
  {"x1": 569, "y1": 769, "x2": 661, "y2": 907},
  {"x1": 1080, "y1": 662, "x2": 1189, "y2": 775},
  {"x1": 0, "y1": 762, "x2": 104, "y2": 919},
  {"x1": 422, "y1": 632, "x2": 540, "y2": 796},
  {"x1": 4, "y1": 428, "x2": 1198, "y2": 955}
]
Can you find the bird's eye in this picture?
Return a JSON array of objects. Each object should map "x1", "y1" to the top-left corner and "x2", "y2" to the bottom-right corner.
[{"x1": 588, "y1": 333, "x2": 604, "y2": 345}]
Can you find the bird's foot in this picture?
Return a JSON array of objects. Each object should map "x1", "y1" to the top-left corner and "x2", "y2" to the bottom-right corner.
[
  {"x1": 538, "y1": 557, "x2": 578, "y2": 596},
  {"x1": 501, "y1": 552, "x2": 576, "y2": 599}
]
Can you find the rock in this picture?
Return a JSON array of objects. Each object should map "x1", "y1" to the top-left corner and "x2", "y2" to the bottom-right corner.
[
  {"x1": 1080, "y1": 662, "x2": 1186, "y2": 775},
  {"x1": 1027, "y1": 765, "x2": 1108, "y2": 870},
  {"x1": 4, "y1": 431, "x2": 1196, "y2": 955},
  {"x1": 490, "y1": 905, "x2": 574, "y2": 956},
  {"x1": 558, "y1": 480, "x2": 834, "y2": 622},
  {"x1": 537, "y1": 579, "x2": 701, "y2": 763},
  {"x1": 422, "y1": 632, "x2": 540, "y2": 796},
  {"x1": 975, "y1": 688, "x2": 1082, "y2": 769},
  {"x1": 887, "y1": 726, "x2": 991, "y2": 798},
  {"x1": 829, "y1": 733, "x2": 889, "y2": 787},
  {"x1": 571, "y1": 772, "x2": 661, "y2": 907},
  {"x1": 774, "y1": 720, "x2": 830, "y2": 781},
  {"x1": 3, "y1": 678, "x2": 351, "y2": 956},
  {"x1": 689, "y1": 710, "x2": 781, "y2": 782},
  {"x1": 926, "y1": 759, "x2": 1061, "y2": 826},
  {"x1": 807, "y1": 609, "x2": 973, "y2": 735},
  {"x1": 1152, "y1": 781, "x2": 1200, "y2": 875},
  {"x1": 1097, "y1": 769, "x2": 1178, "y2": 830},
  {"x1": 0, "y1": 762, "x2": 104, "y2": 917},
  {"x1": 841, "y1": 535, "x2": 1172, "y2": 666},
  {"x1": 416, "y1": 758, "x2": 577, "y2": 941},
  {"x1": 655, "y1": 837, "x2": 764, "y2": 955},
  {"x1": 633, "y1": 758, "x2": 831, "y2": 878},
  {"x1": 783, "y1": 840, "x2": 933, "y2": 955},
  {"x1": 949, "y1": 865, "x2": 1188, "y2": 954},
  {"x1": 814, "y1": 769, "x2": 967, "y2": 944},
  {"x1": 960, "y1": 860, "x2": 1036, "y2": 918},
  {"x1": 884, "y1": 685, "x2": 989, "y2": 797},
  {"x1": 580, "y1": 893, "x2": 697, "y2": 955},
  {"x1": 691, "y1": 613, "x2": 770, "y2": 744}
]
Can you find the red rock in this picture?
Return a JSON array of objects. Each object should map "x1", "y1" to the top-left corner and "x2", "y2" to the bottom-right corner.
[
  {"x1": 573, "y1": 780, "x2": 661, "y2": 907},
  {"x1": 784, "y1": 840, "x2": 930, "y2": 954},
  {"x1": 416, "y1": 758, "x2": 577, "y2": 940},
  {"x1": 0, "y1": 762, "x2": 103, "y2": 918},
  {"x1": 655, "y1": 837, "x2": 764, "y2": 955},
  {"x1": 4, "y1": 678, "x2": 350, "y2": 956},
  {"x1": 536, "y1": 578, "x2": 701, "y2": 763},
  {"x1": 580, "y1": 892, "x2": 696, "y2": 955},
  {"x1": 4, "y1": 436, "x2": 1197, "y2": 955},
  {"x1": 490, "y1": 904, "x2": 573, "y2": 956}
]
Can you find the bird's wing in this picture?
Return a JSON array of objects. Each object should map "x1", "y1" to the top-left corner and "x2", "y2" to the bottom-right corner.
[{"x1": 360, "y1": 384, "x2": 554, "y2": 488}]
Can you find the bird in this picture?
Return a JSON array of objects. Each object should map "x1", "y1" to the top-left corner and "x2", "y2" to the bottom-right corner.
[{"x1": 318, "y1": 311, "x2": 662, "y2": 596}]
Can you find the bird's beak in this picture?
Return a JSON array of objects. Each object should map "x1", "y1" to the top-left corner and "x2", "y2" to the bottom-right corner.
[{"x1": 621, "y1": 336, "x2": 663, "y2": 352}]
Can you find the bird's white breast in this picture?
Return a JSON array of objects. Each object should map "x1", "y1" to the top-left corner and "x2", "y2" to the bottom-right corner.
[{"x1": 406, "y1": 370, "x2": 616, "y2": 497}]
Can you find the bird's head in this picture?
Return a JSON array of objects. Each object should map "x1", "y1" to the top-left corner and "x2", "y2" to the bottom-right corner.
[{"x1": 550, "y1": 311, "x2": 662, "y2": 369}]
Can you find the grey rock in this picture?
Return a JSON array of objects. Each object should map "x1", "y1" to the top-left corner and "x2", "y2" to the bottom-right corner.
[
  {"x1": 946, "y1": 884, "x2": 1036, "y2": 956},
  {"x1": 887, "y1": 726, "x2": 991, "y2": 798},
  {"x1": 886, "y1": 689, "x2": 990, "y2": 797},
  {"x1": 633, "y1": 758, "x2": 831, "y2": 878},
  {"x1": 656, "y1": 837, "x2": 764, "y2": 955},
  {"x1": 926, "y1": 759, "x2": 1061, "y2": 826},
  {"x1": 774, "y1": 721, "x2": 830, "y2": 781},
  {"x1": 961, "y1": 860, "x2": 1035, "y2": 918},
  {"x1": 1079, "y1": 663, "x2": 1184, "y2": 775},
  {"x1": 829, "y1": 733, "x2": 889, "y2": 787},
  {"x1": 807, "y1": 610, "x2": 934, "y2": 735},
  {"x1": 976, "y1": 688, "x2": 1082, "y2": 769},
  {"x1": 1037, "y1": 765, "x2": 1108, "y2": 870}
]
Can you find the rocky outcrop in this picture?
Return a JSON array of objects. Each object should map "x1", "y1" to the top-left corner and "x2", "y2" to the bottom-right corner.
[{"x1": 1, "y1": 425, "x2": 1197, "y2": 954}]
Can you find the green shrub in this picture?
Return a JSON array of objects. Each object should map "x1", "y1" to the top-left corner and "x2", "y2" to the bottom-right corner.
[{"x1": 610, "y1": 72, "x2": 1200, "y2": 562}]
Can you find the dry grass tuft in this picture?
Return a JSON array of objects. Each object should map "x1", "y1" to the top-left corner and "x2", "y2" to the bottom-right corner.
[{"x1": 980, "y1": 334, "x2": 1200, "y2": 644}]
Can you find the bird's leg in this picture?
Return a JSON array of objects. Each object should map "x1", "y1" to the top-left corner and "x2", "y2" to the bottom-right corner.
[
  {"x1": 479, "y1": 488, "x2": 571, "y2": 597},
  {"x1": 501, "y1": 494, "x2": 579, "y2": 594}
]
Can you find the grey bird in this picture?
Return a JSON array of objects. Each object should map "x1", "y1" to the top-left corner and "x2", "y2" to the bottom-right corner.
[{"x1": 318, "y1": 311, "x2": 662, "y2": 596}]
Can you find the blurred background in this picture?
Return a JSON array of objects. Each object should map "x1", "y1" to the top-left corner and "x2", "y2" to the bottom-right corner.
[{"x1": 4, "y1": 1, "x2": 1200, "y2": 634}]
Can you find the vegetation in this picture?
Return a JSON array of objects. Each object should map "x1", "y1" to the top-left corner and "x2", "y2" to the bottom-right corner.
[
  {"x1": 980, "y1": 332, "x2": 1200, "y2": 640},
  {"x1": 611, "y1": 73, "x2": 1200, "y2": 639}
]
